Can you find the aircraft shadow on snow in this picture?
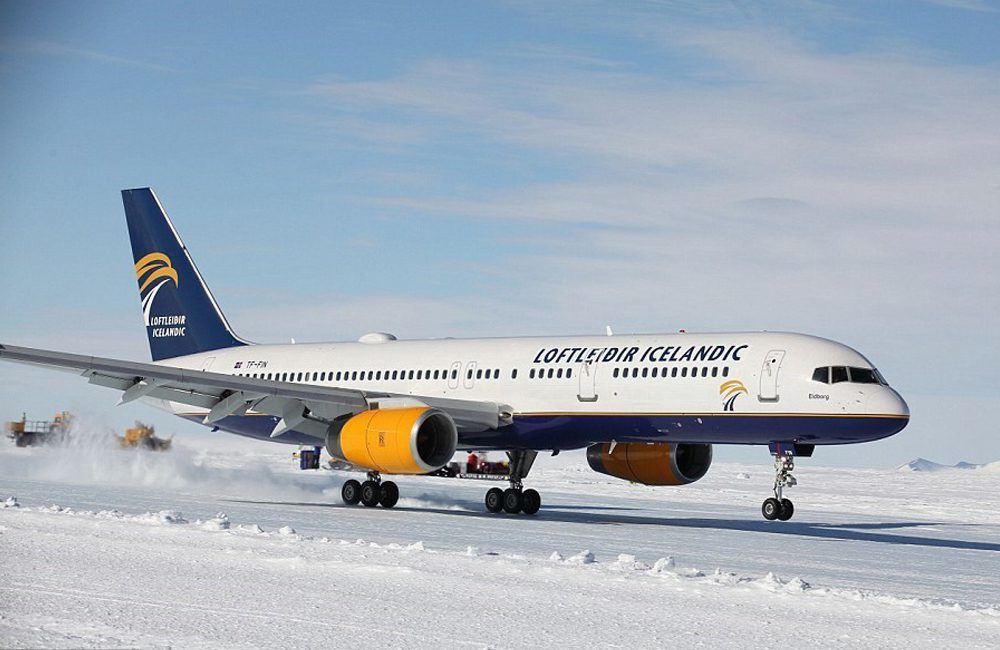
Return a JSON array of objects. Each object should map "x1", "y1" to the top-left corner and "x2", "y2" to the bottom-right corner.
[{"x1": 224, "y1": 498, "x2": 1000, "y2": 553}]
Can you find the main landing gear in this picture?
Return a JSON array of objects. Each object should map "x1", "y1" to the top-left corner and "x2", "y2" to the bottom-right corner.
[
  {"x1": 761, "y1": 451, "x2": 796, "y2": 521},
  {"x1": 485, "y1": 450, "x2": 540, "y2": 515},
  {"x1": 341, "y1": 471, "x2": 399, "y2": 509}
]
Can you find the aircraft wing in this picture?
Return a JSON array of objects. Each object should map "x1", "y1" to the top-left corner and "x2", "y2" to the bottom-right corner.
[{"x1": 0, "y1": 343, "x2": 509, "y2": 440}]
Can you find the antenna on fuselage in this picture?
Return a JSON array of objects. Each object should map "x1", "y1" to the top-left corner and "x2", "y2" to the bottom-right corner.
[{"x1": 605, "y1": 325, "x2": 614, "y2": 336}]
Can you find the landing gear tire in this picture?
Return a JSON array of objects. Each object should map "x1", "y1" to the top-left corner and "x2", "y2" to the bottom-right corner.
[
  {"x1": 502, "y1": 488, "x2": 523, "y2": 514},
  {"x1": 521, "y1": 489, "x2": 541, "y2": 515},
  {"x1": 777, "y1": 498, "x2": 794, "y2": 521},
  {"x1": 379, "y1": 481, "x2": 399, "y2": 509},
  {"x1": 341, "y1": 479, "x2": 361, "y2": 505},
  {"x1": 485, "y1": 487, "x2": 503, "y2": 513},
  {"x1": 360, "y1": 480, "x2": 380, "y2": 507},
  {"x1": 762, "y1": 497, "x2": 781, "y2": 521}
]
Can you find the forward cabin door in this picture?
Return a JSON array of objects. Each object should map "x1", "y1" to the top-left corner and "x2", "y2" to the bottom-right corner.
[
  {"x1": 577, "y1": 361, "x2": 598, "y2": 402},
  {"x1": 758, "y1": 350, "x2": 785, "y2": 402}
]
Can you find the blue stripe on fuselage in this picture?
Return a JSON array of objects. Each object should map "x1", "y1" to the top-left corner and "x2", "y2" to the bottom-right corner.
[{"x1": 180, "y1": 412, "x2": 908, "y2": 451}]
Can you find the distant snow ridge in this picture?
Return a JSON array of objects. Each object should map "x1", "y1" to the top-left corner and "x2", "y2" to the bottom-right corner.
[{"x1": 898, "y1": 458, "x2": 999, "y2": 472}]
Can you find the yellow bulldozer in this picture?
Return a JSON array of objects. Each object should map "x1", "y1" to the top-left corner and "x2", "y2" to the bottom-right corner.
[{"x1": 117, "y1": 421, "x2": 172, "y2": 451}]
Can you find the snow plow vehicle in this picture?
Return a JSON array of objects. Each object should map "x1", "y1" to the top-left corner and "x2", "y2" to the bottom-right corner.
[
  {"x1": 5, "y1": 411, "x2": 73, "y2": 447},
  {"x1": 117, "y1": 422, "x2": 172, "y2": 451}
]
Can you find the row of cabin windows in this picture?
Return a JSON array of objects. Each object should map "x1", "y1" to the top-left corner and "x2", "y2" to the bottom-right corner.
[
  {"x1": 528, "y1": 367, "x2": 573, "y2": 380},
  {"x1": 467, "y1": 368, "x2": 503, "y2": 380},
  {"x1": 238, "y1": 369, "x2": 458, "y2": 383},
  {"x1": 613, "y1": 366, "x2": 730, "y2": 379}
]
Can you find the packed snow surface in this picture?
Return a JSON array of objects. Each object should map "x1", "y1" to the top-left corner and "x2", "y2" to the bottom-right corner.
[{"x1": 1, "y1": 434, "x2": 998, "y2": 649}]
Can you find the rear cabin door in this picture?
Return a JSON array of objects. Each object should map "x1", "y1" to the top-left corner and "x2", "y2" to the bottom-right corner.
[
  {"x1": 448, "y1": 361, "x2": 461, "y2": 389},
  {"x1": 577, "y1": 361, "x2": 598, "y2": 402},
  {"x1": 758, "y1": 350, "x2": 785, "y2": 402}
]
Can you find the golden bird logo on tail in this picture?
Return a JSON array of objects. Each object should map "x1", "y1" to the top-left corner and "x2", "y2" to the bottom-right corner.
[
  {"x1": 135, "y1": 252, "x2": 178, "y2": 326},
  {"x1": 719, "y1": 380, "x2": 748, "y2": 412}
]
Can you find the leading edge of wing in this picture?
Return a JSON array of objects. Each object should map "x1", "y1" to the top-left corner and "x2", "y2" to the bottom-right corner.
[{"x1": 0, "y1": 343, "x2": 506, "y2": 434}]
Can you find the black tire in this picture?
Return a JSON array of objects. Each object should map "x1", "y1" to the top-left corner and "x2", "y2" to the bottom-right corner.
[
  {"x1": 379, "y1": 481, "x2": 399, "y2": 508},
  {"x1": 360, "y1": 480, "x2": 380, "y2": 507},
  {"x1": 761, "y1": 497, "x2": 781, "y2": 520},
  {"x1": 777, "y1": 498, "x2": 794, "y2": 521},
  {"x1": 341, "y1": 479, "x2": 361, "y2": 505},
  {"x1": 502, "y1": 488, "x2": 523, "y2": 514},
  {"x1": 521, "y1": 489, "x2": 541, "y2": 515},
  {"x1": 485, "y1": 487, "x2": 503, "y2": 513}
]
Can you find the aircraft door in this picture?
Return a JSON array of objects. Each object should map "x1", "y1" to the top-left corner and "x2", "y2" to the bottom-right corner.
[
  {"x1": 758, "y1": 350, "x2": 785, "y2": 402},
  {"x1": 448, "y1": 361, "x2": 461, "y2": 389},
  {"x1": 577, "y1": 361, "x2": 598, "y2": 402},
  {"x1": 463, "y1": 361, "x2": 478, "y2": 389}
]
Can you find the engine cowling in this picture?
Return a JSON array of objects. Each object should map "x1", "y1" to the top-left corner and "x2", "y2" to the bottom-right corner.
[
  {"x1": 586, "y1": 442, "x2": 712, "y2": 485},
  {"x1": 327, "y1": 407, "x2": 458, "y2": 475}
]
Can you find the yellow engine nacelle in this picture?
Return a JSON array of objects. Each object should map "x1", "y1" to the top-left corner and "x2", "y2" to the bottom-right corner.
[
  {"x1": 326, "y1": 407, "x2": 458, "y2": 475},
  {"x1": 586, "y1": 442, "x2": 712, "y2": 485}
]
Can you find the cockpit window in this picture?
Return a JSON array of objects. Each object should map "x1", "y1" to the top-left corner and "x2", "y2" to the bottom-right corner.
[
  {"x1": 848, "y1": 367, "x2": 880, "y2": 384},
  {"x1": 815, "y1": 365, "x2": 888, "y2": 385}
]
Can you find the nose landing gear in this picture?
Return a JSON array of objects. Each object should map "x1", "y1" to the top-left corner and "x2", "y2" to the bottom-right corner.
[
  {"x1": 762, "y1": 452, "x2": 796, "y2": 521},
  {"x1": 342, "y1": 471, "x2": 399, "y2": 508},
  {"x1": 485, "y1": 450, "x2": 540, "y2": 515}
]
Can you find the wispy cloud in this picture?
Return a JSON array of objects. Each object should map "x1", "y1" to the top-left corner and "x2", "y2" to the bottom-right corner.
[{"x1": 14, "y1": 39, "x2": 176, "y2": 73}]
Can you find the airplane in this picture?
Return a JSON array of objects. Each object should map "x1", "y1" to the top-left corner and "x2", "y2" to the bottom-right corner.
[{"x1": 0, "y1": 188, "x2": 910, "y2": 521}]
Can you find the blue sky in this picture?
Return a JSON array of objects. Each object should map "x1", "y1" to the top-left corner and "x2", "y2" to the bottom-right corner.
[{"x1": 1, "y1": 1, "x2": 998, "y2": 467}]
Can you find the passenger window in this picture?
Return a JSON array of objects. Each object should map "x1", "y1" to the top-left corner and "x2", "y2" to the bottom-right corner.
[
  {"x1": 476, "y1": 369, "x2": 483, "y2": 380},
  {"x1": 672, "y1": 367, "x2": 678, "y2": 377},
  {"x1": 691, "y1": 367, "x2": 697, "y2": 378},
  {"x1": 831, "y1": 366, "x2": 848, "y2": 383},
  {"x1": 681, "y1": 368, "x2": 687, "y2": 378},
  {"x1": 641, "y1": 368, "x2": 648, "y2": 378},
  {"x1": 711, "y1": 367, "x2": 718, "y2": 378},
  {"x1": 613, "y1": 368, "x2": 619, "y2": 378},
  {"x1": 722, "y1": 367, "x2": 729, "y2": 378},
  {"x1": 566, "y1": 368, "x2": 572, "y2": 379},
  {"x1": 556, "y1": 368, "x2": 563, "y2": 379},
  {"x1": 651, "y1": 367, "x2": 658, "y2": 378},
  {"x1": 512, "y1": 369, "x2": 518, "y2": 379},
  {"x1": 408, "y1": 370, "x2": 414, "y2": 380},
  {"x1": 451, "y1": 369, "x2": 457, "y2": 380},
  {"x1": 632, "y1": 368, "x2": 639, "y2": 378},
  {"x1": 701, "y1": 367, "x2": 709, "y2": 378},
  {"x1": 812, "y1": 367, "x2": 829, "y2": 383},
  {"x1": 530, "y1": 369, "x2": 536, "y2": 379},
  {"x1": 494, "y1": 369, "x2": 500, "y2": 379},
  {"x1": 548, "y1": 368, "x2": 554, "y2": 379}
]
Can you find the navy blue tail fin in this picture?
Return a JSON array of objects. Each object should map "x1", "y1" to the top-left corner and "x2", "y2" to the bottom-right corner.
[{"x1": 122, "y1": 188, "x2": 249, "y2": 361}]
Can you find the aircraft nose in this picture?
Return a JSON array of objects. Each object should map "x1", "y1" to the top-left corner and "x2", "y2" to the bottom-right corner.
[{"x1": 868, "y1": 387, "x2": 910, "y2": 419}]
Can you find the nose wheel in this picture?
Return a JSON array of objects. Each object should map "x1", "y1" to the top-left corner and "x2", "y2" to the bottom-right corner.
[
  {"x1": 761, "y1": 452, "x2": 796, "y2": 521},
  {"x1": 484, "y1": 450, "x2": 541, "y2": 515},
  {"x1": 341, "y1": 472, "x2": 399, "y2": 508}
]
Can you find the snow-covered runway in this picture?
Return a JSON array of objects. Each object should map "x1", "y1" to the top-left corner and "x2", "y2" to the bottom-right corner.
[{"x1": 2, "y1": 436, "x2": 998, "y2": 648}]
